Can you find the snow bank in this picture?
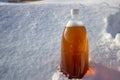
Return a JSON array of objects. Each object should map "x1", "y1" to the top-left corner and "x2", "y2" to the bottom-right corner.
[
  {"x1": 0, "y1": 2, "x2": 120, "y2": 80},
  {"x1": 1, "y1": 0, "x2": 120, "y2": 7},
  {"x1": 107, "y1": 10, "x2": 120, "y2": 38},
  {"x1": 115, "y1": 33, "x2": 120, "y2": 45},
  {"x1": 44, "y1": 0, "x2": 120, "y2": 6}
]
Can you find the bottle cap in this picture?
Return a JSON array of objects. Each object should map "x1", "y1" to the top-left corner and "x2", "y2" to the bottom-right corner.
[{"x1": 71, "y1": 9, "x2": 79, "y2": 16}]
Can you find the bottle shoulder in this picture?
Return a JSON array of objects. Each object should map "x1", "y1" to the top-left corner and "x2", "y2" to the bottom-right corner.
[{"x1": 66, "y1": 20, "x2": 84, "y2": 27}]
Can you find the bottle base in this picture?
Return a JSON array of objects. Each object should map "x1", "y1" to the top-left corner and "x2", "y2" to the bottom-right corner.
[{"x1": 52, "y1": 70, "x2": 84, "y2": 80}]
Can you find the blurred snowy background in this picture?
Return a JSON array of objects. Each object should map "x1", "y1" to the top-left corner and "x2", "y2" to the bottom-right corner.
[{"x1": 0, "y1": 0, "x2": 120, "y2": 80}]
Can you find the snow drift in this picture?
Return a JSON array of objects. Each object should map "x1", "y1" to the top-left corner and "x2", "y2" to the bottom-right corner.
[{"x1": 0, "y1": 2, "x2": 120, "y2": 80}]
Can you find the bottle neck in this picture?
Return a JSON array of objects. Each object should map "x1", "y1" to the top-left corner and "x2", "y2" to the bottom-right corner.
[
  {"x1": 66, "y1": 9, "x2": 84, "y2": 27},
  {"x1": 71, "y1": 15, "x2": 80, "y2": 21},
  {"x1": 66, "y1": 15, "x2": 83, "y2": 27}
]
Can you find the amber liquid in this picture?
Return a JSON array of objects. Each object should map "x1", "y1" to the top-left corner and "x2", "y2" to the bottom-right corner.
[{"x1": 60, "y1": 26, "x2": 89, "y2": 79}]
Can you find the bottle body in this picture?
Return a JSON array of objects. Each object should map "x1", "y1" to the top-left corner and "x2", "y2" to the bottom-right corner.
[{"x1": 60, "y1": 23, "x2": 89, "y2": 79}]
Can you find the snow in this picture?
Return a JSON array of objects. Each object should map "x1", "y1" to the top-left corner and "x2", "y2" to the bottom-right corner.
[
  {"x1": 0, "y1": 1, "x2": 120, "y2": 80},
  {"x1": 0, "y1": 0, "x2": 120, "y2": 7},
  {"x1": 115, "y1": 33, "x2": 120, "y2": 45},
  {"x1": 44, "y1": 0, "x2": 120, "y2": 6},
  {"x1": 107, "y1": 10, "x2": 120, "y2": 38}
]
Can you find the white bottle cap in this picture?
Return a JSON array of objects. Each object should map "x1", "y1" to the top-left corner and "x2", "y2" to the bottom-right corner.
[{"x1": 71, "y1": 9, "x2": 79, "y2": 16}]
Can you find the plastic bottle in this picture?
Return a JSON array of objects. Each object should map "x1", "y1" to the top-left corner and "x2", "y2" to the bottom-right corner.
[{"x1": 60, "y1": 9, "x2": 89, "y2": 79}]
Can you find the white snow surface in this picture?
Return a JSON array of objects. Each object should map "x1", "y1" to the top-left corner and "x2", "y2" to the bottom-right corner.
[
  {"x1": 44, "y1": 0, "x2": 120, "y2": 6},
  {"x1": 0, "y1": 2, "x2": 120, "y2": 80},
  {"x1": 0, "y1": 0, "x2": 120, "y2": 7}
]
